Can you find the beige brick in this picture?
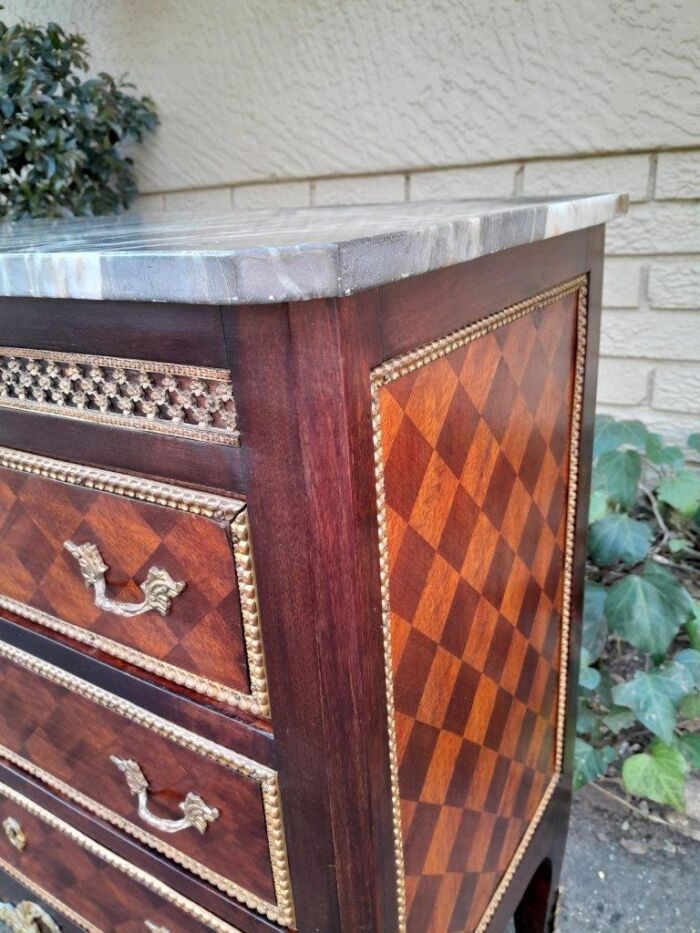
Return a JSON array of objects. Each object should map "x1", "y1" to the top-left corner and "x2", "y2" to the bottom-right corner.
[
  {"x1": 600, "y1": 310, "x2": 700, "y2": 361},
  {"x1": 652, "y1": 364, "x2": 700, "y2": 414},
  {"x1": 602, "y1": 258, "x2": 643, "y2": 308},
  {"x1": 595, "y1": 403, "x2": 698, "y2": 448},
  {"x1": 410, "y1": 164, "x2": 516, "y2": 201},
  {"x1": 605, "y1": 203, "x2": 700, "y2": 254},
  {"x1": 164, "y1": 187, "x2": 233, "y2": 211},
  {"x1": 648, "y1": 262, "x2": 700, "y2": 309},
  {"x1": 656, "y1": 152, "x2": 700, "y2": 200},
  {"x1": 523, "y1": 155, "x2": 650, "y2": 203},
  {"x1": 234, "y1": 181, "x2": 311, "y2": 209},
  {"x1": 313, "y1": 174, "x2": 405, "y2": 206},
  {"x1": 132, "y1": 193, "x2": 165, "y2": 213},
  {"x1": 597, "y1": 358, "x2": 650, "y2": 405}
]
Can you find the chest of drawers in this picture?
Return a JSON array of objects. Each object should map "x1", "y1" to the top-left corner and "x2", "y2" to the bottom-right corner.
[{"x1": 0, "y1": 196, "x2": 626, "y2": 933}]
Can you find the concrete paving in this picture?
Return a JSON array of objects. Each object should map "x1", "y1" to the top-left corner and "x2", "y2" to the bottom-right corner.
[{"x1": 558, "y1": 791, "x2": 700, "y2": 932}]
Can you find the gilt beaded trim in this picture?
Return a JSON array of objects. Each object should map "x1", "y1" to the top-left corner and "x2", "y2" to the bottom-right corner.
[
  {"x1": 0, "y1": 854, "x2": 101, "y2": 933},
  {"x1": 0, "y1": 641, "x2": 295, "y2": 928},
  {"x1": 0, "y1": 347, "x2": 240, "y2": 446},
  {"x1": 0, "y1": 781, "x2": 246, "y2": 933},
  {"x1": 0, "y1": 445, "x2": 270, "y2": 719},
  {"x1": 370, "y1": 276, "x2": 588, "y2": 933}
]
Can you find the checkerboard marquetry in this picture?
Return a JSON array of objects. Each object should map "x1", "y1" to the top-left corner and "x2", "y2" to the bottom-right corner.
[{"x1": 374, "y1": 285, "x2": 582, "y2": 932}]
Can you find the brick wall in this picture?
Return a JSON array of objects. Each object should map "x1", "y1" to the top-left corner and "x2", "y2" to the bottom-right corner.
[{"x1": 136, "y1": 150, "x2": 700, "y2": 446}]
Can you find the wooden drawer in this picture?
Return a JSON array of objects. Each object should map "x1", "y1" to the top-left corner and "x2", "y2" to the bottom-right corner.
[
  {"x1": 0, "y1": 445, "x2": 269, "y2": 719},
  {"x1": 0, "y1": 641, "x2": 294, "y2": 929},
  {"x1": 0, "y1": 778, "x2": 245, "y2": 932}
]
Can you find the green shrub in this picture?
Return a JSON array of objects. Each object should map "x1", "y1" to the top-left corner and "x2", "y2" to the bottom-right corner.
[
  {"x1": 575, "y1": 417, "x2": 700, "y2": 811},
  {"x1": 0, "y1": 12, "x2": 157, "y2": 219}
]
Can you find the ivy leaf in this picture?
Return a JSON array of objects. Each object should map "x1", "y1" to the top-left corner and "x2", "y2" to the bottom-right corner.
[
  {"x1": 678, "y1": 735, "x2": 700, "y2": 769},
  {"x1": 588, "y1": 514, "x2": 652, "y2": 567},
  {"x1": 593, "y1": 416, "x2": 648, "y2": 457},
  {"x1": 674, "y1": 649, "x2": 700, "y2": 687},
  {"x1": 654, "y1": 660, "x2": 696, "y2": 698},
  {"x1": 658, "y1": 469, "x2": 700, "y2": 517},
  {"x1": 685, "y1": 602, "x2": 700, "y2": 652},
  {"x1": 612, "y1": 671, "x2": 682, "y2": 744},
  {"x1": 688, "y1": 433, "x2": 700, "y2": 453},
  {"x1": 606, "y1": 562, "x2": 693, "y2": 658},
  {"x1": 582, "y1": 582, "x2": 608, "y2": 662},
  {"x1": 588, "y1": 488, "x2": 610, "y2": 523},
  {"x1": 669, "y1": 538, "x2": 691, "y2": 555},
  {"x1": 602, "y1": 706, "x2": 636, "y2": 734},
  {"x1": 573, "y1": 738, "x2": 616, "y2": 790},
  {"x1": 576, "y1": 696, "x2": 602, "y2": 737},
  {"x1": 622, "y1": 741, "x2": 688, "y2": 811},
  {"x1": 646, "y1": 433, "x2": 684, "y2": 469},
  {"x1": 679, "y1": 692, "x2": 700, "y2": 720},
  {"x1": 594, "y1": 450, "x2": 642, "y2": 509},
  {"x1": 579, "y1": 648, "x2": 601, "y2": 691}
]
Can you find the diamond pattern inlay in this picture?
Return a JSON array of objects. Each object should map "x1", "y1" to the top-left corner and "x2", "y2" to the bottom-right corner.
[{"x1": 373, "y1": 283, "x2": 586, "y2": 933}]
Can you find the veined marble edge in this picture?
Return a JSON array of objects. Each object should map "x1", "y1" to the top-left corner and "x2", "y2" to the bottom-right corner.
[{"x1": 0, "y1": 194, "x2": 627, "y2": 305}]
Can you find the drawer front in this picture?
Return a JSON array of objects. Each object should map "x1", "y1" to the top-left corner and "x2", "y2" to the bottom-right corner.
[
  {"x1": 0, "y1": 780, "x2": 242, "y2": 933},
  {"x1": 0, "y1": 445, "x2": 268, "y2": 718},
  {"x1": 0, "y1": 642, "x2": 294, "y2": 929}
]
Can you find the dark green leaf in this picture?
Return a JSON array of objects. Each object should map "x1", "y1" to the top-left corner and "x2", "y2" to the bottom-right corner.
[
  {"x1": 678, "y1": 735, "x2": 700, "y2": 769},
  {"x1": 576, "y1": 696, "x2": 602, "y2": 736},
  {"x1": 606, "y1": 562, "x2": 693, "y2": 657},
  {"x1": 573, "y1": 738, "x2": 616, "y2": 790},
  {"x1": 622, "y1": 741, "x2": 688, "y2": 811},
  {"x1": 588, "y1": 488, "x2": 610, "y2": 523},
  {"x1": 579, "y1": 648, "x2": 601, "y2": 691},
  {"x1": 582, "y1": 581, "x2": 608, "y2": 662},
  {"x1": 594, "y1": 449, "x2": 642, "y2": 509},
  {"x1": 646, "y1": 433, "x2": 685, "y2": 469},
  {"x1": 602, "y1": 706, "x2": 636, "y2": 734},
  {"x1": 612, "y1": 670, "x2": 683, "y2": 744},
  {"x1": 658, "y1": 469, "x2": 700, "y2": 517},
  {"x1": 593, "y1": 416, "x2": 648, "y2": 458},
  {"x1": 685, "y1": 602, "x2": 700, "y2": 652},
  {"x1": 588, "y1": 514, "x2": 652, "y2": 566},
  {"x1": 675, "y1": 649, "x2": 700, "y2": 687},
  {"x1": 679, "y1": 692, "x2": 700, "y2": 720}
]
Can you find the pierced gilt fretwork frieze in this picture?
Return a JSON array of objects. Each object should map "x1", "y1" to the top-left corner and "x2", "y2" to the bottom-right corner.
[{"x1": 0, "y1": 347, "x2": 240, "y2": 446}]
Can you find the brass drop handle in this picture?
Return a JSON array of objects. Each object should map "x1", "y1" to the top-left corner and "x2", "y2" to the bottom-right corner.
[
  {"x1": 64, "y1": 541, "x2": 185, "y2": 618},
  {"x1": 111, "y1": 756, "x2": 219, "y2": 835},
  {"x1": 0, "y1": 900, "x2": 62, "y2": 932},
  {"x1": 3, "y1": 816, "x2": 26, "y2": 852}
]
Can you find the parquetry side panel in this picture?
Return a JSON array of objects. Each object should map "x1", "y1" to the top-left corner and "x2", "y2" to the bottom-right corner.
[{"x1": 372, "y1": 279, "x2": 586, "y2": 933}]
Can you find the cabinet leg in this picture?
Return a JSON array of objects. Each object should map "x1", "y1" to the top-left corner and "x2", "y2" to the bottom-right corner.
[{"x1": 513, "y1": 858, "x2": 558, "y2": 933}]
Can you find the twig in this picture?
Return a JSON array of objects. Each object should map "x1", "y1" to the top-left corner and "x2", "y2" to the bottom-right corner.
[
  {"x1": 641, "y1": 484, "x2": 670, "y2": 542},
  {"x1": 590, "y1": 781, "x2": 700, "y2": 843}
]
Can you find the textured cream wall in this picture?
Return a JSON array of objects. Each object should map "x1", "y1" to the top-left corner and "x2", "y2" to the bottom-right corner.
[{"x1": 4, "y1": 0, "x2": 700, "y2": 443}]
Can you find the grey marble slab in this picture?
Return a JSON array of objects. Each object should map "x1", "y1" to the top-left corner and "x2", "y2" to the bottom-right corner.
[{"x1": 0, "y1": 195, "x2": 627, "y2": 304}]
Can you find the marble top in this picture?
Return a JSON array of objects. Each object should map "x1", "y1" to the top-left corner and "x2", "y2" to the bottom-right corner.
[{"x1": 0, "y1": 195, "x2": 627, "y2": 305}]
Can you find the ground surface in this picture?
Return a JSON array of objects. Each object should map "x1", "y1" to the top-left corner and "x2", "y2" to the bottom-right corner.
[{"x1": 557, "y1": 787, "x2": 700, "y2": 932}]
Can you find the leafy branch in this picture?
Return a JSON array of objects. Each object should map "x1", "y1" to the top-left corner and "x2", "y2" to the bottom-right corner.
[
  {"x1": 0, "y1": 12, "x2": 157, "y2": 219},
  {"x1": 575, "y1": 419, "x2": 700, "y2": 812}
]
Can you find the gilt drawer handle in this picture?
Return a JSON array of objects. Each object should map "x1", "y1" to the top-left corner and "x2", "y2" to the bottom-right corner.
[
  {"x1": 0, "y1": 900, "x2": 61, "y2": 932},
  {"x1": 64, "y1": 541, "x2": 185, "y2": 618},
  {"x1": 111, "y1": 756, "x2": 220, "y2": 835},
  {"x1": 2, "y1": 816, "x2": 26, "y2": 852}
]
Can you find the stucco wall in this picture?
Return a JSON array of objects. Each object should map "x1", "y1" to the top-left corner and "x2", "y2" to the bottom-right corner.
[{"x1": 4, "y1": 0, "x2": 700, "y2": 444}]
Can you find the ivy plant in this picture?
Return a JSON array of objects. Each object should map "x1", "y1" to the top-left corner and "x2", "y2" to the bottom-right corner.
[
  {"x1": 0, "y1": 11, "x2": 157, "y2": 219},
  {"x1": 575, "y1": 417, "x2": 700, "y2": 811}
]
